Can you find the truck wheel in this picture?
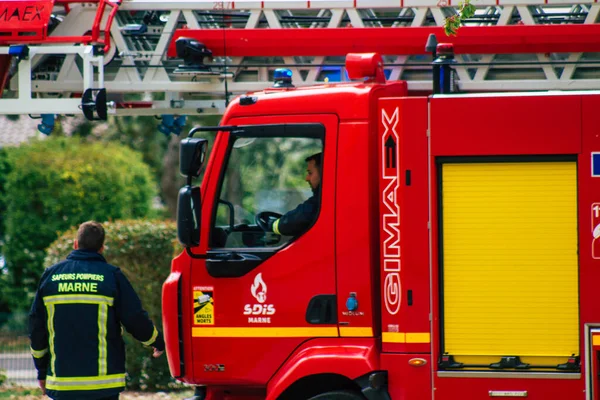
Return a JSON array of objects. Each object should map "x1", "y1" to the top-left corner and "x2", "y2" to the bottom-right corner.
[{"x1": 308, "y1": 390, "x2": 365, "y2": 400}]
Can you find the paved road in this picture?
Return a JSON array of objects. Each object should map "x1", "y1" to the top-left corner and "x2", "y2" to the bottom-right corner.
[{"x1": 0, "y1": 353, "x2": 37, "y2": 387}]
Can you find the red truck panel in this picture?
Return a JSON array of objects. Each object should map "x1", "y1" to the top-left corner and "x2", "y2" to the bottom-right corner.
[
  {"x1": 381, "y1": 354, "x2": 431, "y2": 399},
  {"x1": 579, "y1": 95, "x2": 600, "y2": 400},
  {"x1": 0, "y1": 1, "x2": 53, "y2": 42},
  {"x1": 378, "y1": 97, "x2": 431, "y2": 354},
  {"x1": 580, "y1": 95, "x2": 600, "y2": 328},
  {"x1": 430, "y1": 93, "x2": 586, "y2": 400},
  {"x1": 335, "y1": 121, "x2": 378, "y2": 338},
  {"x1": 435, "y1": 375, "x2": 582, "y2": 400},
  {"x1": 430, "y1": 94, "x2": 581, "y2": 157}
]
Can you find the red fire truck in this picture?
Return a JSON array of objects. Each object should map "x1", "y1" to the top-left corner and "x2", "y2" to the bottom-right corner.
[
  {"x1": 164, "y1": 47, "x2": 600, "y2": 399},
  {"x1": 2, "y1": 1, "x2": 600, "y2": 398}
]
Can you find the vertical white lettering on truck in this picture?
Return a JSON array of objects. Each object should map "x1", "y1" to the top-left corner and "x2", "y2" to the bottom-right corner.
[{"x1": 381, "y1": 108, "x2": 401, "y2": 315}]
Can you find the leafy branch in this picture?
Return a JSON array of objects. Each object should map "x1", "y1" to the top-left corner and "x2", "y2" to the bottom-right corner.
[{"x1": 444, "y1": 0, "x2": 476, "y2": 36}]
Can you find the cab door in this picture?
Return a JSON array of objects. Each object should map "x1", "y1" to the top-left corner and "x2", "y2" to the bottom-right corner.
[{"x1": 189, "y1": 114, "x2": 339, "y2": 385}]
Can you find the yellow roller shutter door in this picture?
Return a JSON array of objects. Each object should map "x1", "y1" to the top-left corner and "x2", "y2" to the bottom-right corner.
[{"x1": 442, "y1": 161, "x2": 579, "y2": 366}]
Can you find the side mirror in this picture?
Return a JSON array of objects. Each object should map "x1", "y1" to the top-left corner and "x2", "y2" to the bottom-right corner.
[
  {"x1": 180, "y1": 138, "x2": 208, "y2": 177},
  {"x1": 177, "y1": 185, "x2": 201, "y2": 246}
]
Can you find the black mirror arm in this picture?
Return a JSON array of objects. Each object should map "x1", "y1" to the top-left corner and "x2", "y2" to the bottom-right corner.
[{"x1": 187, "y1": 125, "x2": 239, "y2": 138}]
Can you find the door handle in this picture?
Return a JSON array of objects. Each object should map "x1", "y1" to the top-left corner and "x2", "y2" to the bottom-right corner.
[
  {"x1": 207, "y1": 252, "x2": 261, "y2": 263},
  {"x1": 205, "y1": 252, "x2": 267, "y2": 278}
]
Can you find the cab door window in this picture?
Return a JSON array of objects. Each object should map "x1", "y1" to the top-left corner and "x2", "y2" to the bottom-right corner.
[{"x1": 211, "y1": 135, "x2": 323, "y2": 249}]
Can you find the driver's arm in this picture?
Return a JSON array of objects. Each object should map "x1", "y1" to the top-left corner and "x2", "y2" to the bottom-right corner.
[{"x1": 270, "y1": 195, "x2": 318, "y2": 236}]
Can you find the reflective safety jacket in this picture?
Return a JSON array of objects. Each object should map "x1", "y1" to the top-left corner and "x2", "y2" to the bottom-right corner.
[{"x1": 29, "y1": 249, "x2": 164, "y2": 400}]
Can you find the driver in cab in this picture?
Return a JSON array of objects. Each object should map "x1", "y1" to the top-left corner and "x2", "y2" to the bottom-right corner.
[{"x1": 268, "y1": 153, "x2": 321, "y2": 236}]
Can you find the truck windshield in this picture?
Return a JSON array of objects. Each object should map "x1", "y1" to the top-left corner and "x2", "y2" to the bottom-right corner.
[{"x1": 211, "y1": 135, "x2": 322, "y2": 249}]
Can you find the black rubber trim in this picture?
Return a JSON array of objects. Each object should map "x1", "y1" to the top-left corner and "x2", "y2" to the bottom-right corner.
[{"x1": 176, "y1": 277, "x2": 185, "y2": 378}]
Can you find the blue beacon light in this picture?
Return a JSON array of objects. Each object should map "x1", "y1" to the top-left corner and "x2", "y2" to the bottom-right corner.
[
  {"x1": 37, "y1": 114, "x2": 56, "y2": 135},
  {"x1": 274, "y1": 68, "x2": 292, "y2": 80},
  {"x1": 8, "y1": 45, "x2": 29, "y2": 59},
  {"x1": 273, "y1": 68, "x2": 294, "y2": 88},
  {"x1": 158, "y1": 115, "x2": 187, "y2": 136}
]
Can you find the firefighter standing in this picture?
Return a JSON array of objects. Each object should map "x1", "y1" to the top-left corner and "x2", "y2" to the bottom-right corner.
[{"x1": 29, "y1": 221, "x2": 165, "y2": 400}]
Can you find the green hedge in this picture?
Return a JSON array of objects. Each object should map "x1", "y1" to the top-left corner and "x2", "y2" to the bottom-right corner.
[
  {"x1": 45, "y1": 219, "x2": 180, "y2": 390},
  {"x1": 0, "y1": 148, "x2": 11, "y2": 314},
  {"x1": 0, "y1": 148, "x2": 10, "y2": 244},
  {"x1": 1, "y1": 138, "x2": 156, "y2": 311}
]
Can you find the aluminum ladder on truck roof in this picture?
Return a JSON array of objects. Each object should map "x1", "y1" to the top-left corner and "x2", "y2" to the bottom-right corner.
[{"x1": 1, "y1": 0, "x2": 600, "y2": 118}]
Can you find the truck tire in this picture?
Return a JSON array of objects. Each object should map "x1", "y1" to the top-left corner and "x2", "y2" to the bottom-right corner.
[{"x1": 308, "y1": 390, "x2": 366, "y2": 400}]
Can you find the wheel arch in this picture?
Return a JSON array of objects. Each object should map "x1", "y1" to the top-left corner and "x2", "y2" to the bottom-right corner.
[
  {"x1": 266, "y1": 338, "x2": 379, "y2": 400},
  {"x1": 277, "y1": 373, "x2": 364, "y2": 400}
]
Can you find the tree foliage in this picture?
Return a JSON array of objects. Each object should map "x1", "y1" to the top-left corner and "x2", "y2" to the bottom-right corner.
[
  {"x1": 45, "y1": 220, "x2": 181, "y2": 390},
  {"x1": 0, "y1": 138, "x2": 156, "y2": 311},
  {"x1": 69, "y1": 114, "x2": 220, "y2": 219},
  {"x1": 100, "y1": 116, "x2": 170, "y2": 185},
  {"x1": 444, "y1": 0, "x2": 476, "y2": 36}
]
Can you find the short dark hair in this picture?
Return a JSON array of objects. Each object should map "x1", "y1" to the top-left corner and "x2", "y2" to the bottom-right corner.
[
  {"x1": 305, "y1": 152, "x2": 322, "y2": 168},
  {"x1": 77, "y1": 221, "x2": 105, "y2": 252}
]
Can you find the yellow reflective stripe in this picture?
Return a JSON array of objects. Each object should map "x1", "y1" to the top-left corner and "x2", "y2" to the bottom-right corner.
[
  {"x1": 43, "y1": 294, "x2": 114, "y2": 306},
  {"x1": 406, "y1": 332, "x2": 430, "y2": 343},
  {"x1": 594, "y1": 335, "x2": 600, "y2": 347},
  {"x1": 30, "y1": 347, "x2": 48, "y2": 358},
  {"x1": 46, "y1": 374, "x2": 125, "y2": 391},
  {"x1": 98, "y1": 304, "x2": 108, "y2": 375},
  {"x1": 382, "y1": 332, "x2": 405, "y2": 343},
  {"x1": 382, "y1": 332, "x2": 431, "y2": 343},
  {"x1": 192, "y1": 327, "x2": 338, "y2": 338},
  {"x1": 339, "y1": 327, "x2": 373, "y2": 337},
  {"x1": 272, "y1": 219, "x2": 281, "y2": 235},
  {"x1": 142, "y1": 327, "x2": 159, "y2": 346},
  {"x1": 48, "y1": 373, "x2": 126, "y2": 382},
  {"x1": 46, "y1": 304, "x2": 56, "y2": 375}
]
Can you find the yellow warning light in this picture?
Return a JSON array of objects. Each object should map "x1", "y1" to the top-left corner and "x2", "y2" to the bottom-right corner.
[{"x1": 408, "y1": 358, "x2": 427, "y2": 367}]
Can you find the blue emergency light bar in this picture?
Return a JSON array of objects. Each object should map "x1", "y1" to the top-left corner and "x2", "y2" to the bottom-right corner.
[
  {"x1": 8, "y1": 45, "x2": 29, "y2": 59},
  {"x1": 274, "y1": 68, "x2": 292, "y2": 80},
  {"x1": 273, "y1": 68, "x2": 293, "y2": 88}
]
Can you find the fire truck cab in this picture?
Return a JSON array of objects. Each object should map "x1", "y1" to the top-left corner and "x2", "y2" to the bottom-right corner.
[{"x1": 164, "y1": 51, "x2": 600, "y2": 400}]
